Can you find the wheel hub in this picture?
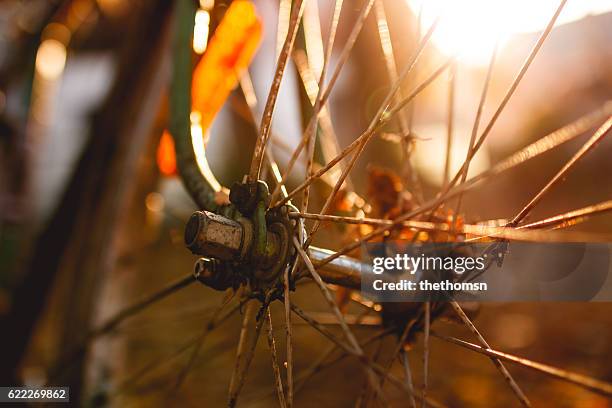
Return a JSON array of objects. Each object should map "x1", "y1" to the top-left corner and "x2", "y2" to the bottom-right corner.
[{"x1": 185, "y1": 180, "x2": 297, "y2": 292}]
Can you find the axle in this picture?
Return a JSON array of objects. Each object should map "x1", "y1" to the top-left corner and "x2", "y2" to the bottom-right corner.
[{"x1": 185, "y1": 210, "x2": 369, "y2": 290}]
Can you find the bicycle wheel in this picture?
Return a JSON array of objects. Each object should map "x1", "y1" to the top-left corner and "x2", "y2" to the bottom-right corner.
[{"x1": 7, "y1": 0, "x2": 612, "y2": 407}]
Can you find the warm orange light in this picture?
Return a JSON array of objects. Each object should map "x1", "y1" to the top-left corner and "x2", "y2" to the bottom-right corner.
[
  {"x1": 157, "y1": 130, "x2": 177, "y2": 176},
  {"x1": 193, "y1": 9, "x2": 211, "y2": 54},
  {"x1": 407, "y1": 0, "x2": 612, "y2": 66},
  {"x1": 35, "y1": 38, "x2": 67, "y2": 80},
  {"x1": 191, "y1": 0, "x2": 262, "y2": 133}
]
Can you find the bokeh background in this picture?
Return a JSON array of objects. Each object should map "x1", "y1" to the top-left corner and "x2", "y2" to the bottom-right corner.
[{"x1": 1, "y1": 0, "x2": 612, "y2": 406}]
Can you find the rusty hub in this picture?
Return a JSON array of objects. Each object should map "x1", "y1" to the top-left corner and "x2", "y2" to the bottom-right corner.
[{"x1": 185, "y1": 180, "x2": 297, "y2": 292}]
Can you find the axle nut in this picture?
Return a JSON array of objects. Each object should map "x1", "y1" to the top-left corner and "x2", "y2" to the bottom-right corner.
[{"x1": 185, "y1": 211, "x2": 245, "y2": 261}]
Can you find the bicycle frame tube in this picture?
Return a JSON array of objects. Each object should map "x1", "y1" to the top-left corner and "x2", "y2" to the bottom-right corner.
[{"x1": 169, "y1": 0, "x2": 219, "y2": 212}]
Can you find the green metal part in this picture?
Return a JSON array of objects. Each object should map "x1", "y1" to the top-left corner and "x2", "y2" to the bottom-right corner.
[{"x1": 169, "y1": 0, "x2": 218, "y2": 212}]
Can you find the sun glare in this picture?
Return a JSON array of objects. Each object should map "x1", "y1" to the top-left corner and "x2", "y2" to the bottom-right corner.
[{"x1": 407, "y1": 0, "x2": 612, "y2": 65}]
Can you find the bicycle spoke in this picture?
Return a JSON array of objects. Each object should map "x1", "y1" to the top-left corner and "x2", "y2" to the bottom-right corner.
[
  {"x1": 432, "y1": 332, "x2": 612, "y2": 397},
  {"x1": 442, "y1": 62, "x2": 457, "y2": 187},
  {"x1": 112, "y1": 303, "x2": 240, "y2": 400},
  {"x1": 306, "y1": 23, "x2": 449, "y2": 243},
  {"x1": 270, "y1": 99, "x2": 610, "y2": 213},
  {"x1": 454, "y1": 41, "x2": 499, "y2": 218},
  {"x1": 284, "y1": 263, "x2": 295, "y2": 408},
  {"x1": 302, "y1": 0, "x2": 344, "y2": 213},
  {"x1": 449, "y1": 301, "x2": 531, "y2": 407},
  {"x1": 374, "y1": 0, "x2": 424, "y2": 203},
  {"x1": 310, "y1": 105, "x2": 612, "y2": 265},
  {"x1": 277, "y1": 55, "x2": 452, "y2": 211},
  {"x1": 167, "y1": 294, "x2": 234, "y2": 398},
  {"x1": 384, "y1": 58, "x2": 454, "y2": 119},
  {"x1": 250, "y1": 0, "x2": 306, "y2": 180},
  {"x1": 48, "y1": 272, "x2": 199, "y2": 383},
  {"x1": 510, "y1": 117, "x2": 612, "y2": 225},
  {"x1": 238, "y1": 72, "x2": 289, "y2": 199},
  {"x1": 269, "y1": 0, "x2": 376, "y2": 205},
  {"x1": 358, "y1": 336, "x2": 387, "y2": 407},
  {"x1": 91, "y1": 274, "x2": 197, "y2": 339},
  {"x1": 228, "y1": 300, "x2": 267, "y2": 407},
  {"x1": 291, "y1": 310, "x2": 384, "y2": 393},
  {"x1": 520, "y1": 200, "x2": 612, "y2": 230},
  {"x1": 372, "y1": 315, "x2": 418, "y2": 406},
  {"x1": 291, "y1": 211, "x2": 612, "y2": 243},
  {"x1": 301, "y1": 0, "x2": 324, "y2": 78},
  {"x1": 276, "y1": 17, "x2": 444, "y2": 209},
  {"x1": 293, "y1": 238, "x2": 385, "y2": 397},
  {"x1": 115, "y1": 335, "x2": 200, "y2": 399},
  {"x1": 266, "y1": 309, "x2": 287, "y2": 408},
  {"x1": 276, "y1": 0, "x2": 292, "y2": 59},
  {"x1": 293, "y1": 238, "x2": 363, "y2": 354},
  {"x1": 435, "y1": 102, "x2": 612, "y2": 210},
  {"x1": 290, "y1": 303, "x2": 446, "y2": 408},
  {"x1": 422, "y1": 301, "x2": 430, "y2": 408},
  {"x1": 292, "y1": 312, "x2": 379, "y2": 326},
  {"x1": 294, "y1": 327, "x2": 394, "y2": 396},
  {"x1": 443, "y1": 0, "x2": 568, "y2": 194},
  {"x1": 465, "y1": 200, "x2": 612, "y2": 242},
  {"x1": 401, "y1": 349, "x2": 417, "y2": 408},
  {"x1": 292, "y1": 50, "x2": 351, "y2": 191},
  {"x1": 234, "y1": 72, "x2": 345, "y2": 201}
]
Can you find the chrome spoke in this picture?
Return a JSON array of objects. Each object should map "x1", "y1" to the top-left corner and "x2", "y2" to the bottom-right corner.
[
  {"x1": 305, "y1": 60, "x2": 453, "y2": 244},
  {"x1": 290, "y1": 303, "x2": 446, "y2": 408},
  {"x1": 442, "y1": 62, "x2": 457, "y2": 187},
  {"x1": 292, "y1": 50, "x2": 353, "y2": 192},
  {"x1": 228, "y1": 300, "x2": 267, "y2": 407},
  {"x1": 449, "y1": 301, "x2": 531, "y2": 407},
  {"x1": 510, "y1": 117, "x2": 612, "y2": 225},
  {"x1": 433, "y1": 332, "x2": 612, "y2": 397},
  {"x1": 250, "y1": 0, "x2": 306, "y2": 180},
  {"x1": 520, "y1": 200, "x2": 612, "y2": 230},
  {"x1": 90, "y1": 274, "x2": 197, "y2": 339},
  {"x1": 274, "y1": 14, "x2": 442, "y2": 208},
  {"x1": 401, "y1": 349, "x2": 417, "y2": 408},
  {"x1": 284, "y1": 263, "x2": 295, "y2": 407},
  {"x1": 421, "y1": 301, "x2": 430, "y2": 408},
  {"x1": 454, "y1": 41, "x2": 499, "y2": 218},
  {"x1": 238, "y1": 72, "x2": 289, "y2": 199},
  {"x1": 443, "y1": 0, "x2": 568, "y2": 194},
  {"x1": 374, "y1": 315, "x2": 418, "y2": 407},
  {"x1": 293, "y1": 238, "x2": 363, "y2": 354},
  {"x1": 294, "y1": 327, "x2": 393, "y2": 396},
  {"x1": 167, "y1": 294, "x2": 234, "y2": 398},
  {"x1": 293, "y1": 238, "x2": 384, "y2": 397},
  {"x1": 269, "y1": 0, "x2": 376, "y2": 205},
  {"x1": 112, "y1": 303, "x2": 240, "y2": 400},
  {"x1": 291, "y1": 211, "x2": 612, "y2": 247},
  {"x1": 310, "y1": 105, "x2": 612, "y2": 266},
  {"x1": 302, "y1": 0, "x2": 344, "y2": 214},
  {"x1": 374, "y1": 0, "x2": 424, "y2": 203},
  {"x1": 277, "y1": 55, "x2": 451, "y2": 210},
  {"x1": 266, "y1": 310, "x2": 287, "y2": 408}
]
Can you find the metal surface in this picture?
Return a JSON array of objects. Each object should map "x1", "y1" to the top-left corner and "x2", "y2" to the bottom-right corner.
[
  {"x1": 309, "y1": 246, "x2": 368, "y2": 290},
  {"x1": 185, "y1": 211, "x2": 246, "y2": 260},
  {"x1": 186, "y1": 210, "x2": 368, "y2": 290}
]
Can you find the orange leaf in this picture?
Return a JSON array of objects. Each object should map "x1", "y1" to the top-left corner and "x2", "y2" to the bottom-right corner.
[
  {"x1": 157, "y1": 129, "x2": 177, "y2": 176},
  {"x1": 192, "y1": 0, "x2": 262, "y2": 133}
]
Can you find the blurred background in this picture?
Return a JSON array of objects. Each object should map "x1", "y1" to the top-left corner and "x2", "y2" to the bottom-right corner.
[{"x1": 1, "y1": 0, "x2": 611, "y2": 406}]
